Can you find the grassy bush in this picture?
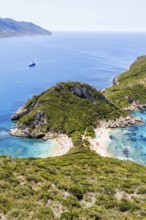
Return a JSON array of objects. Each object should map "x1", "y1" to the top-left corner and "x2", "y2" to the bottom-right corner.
[
  {"x1": 137, "y1": 186, "x2": 146, "y2": 194},
  {"x1": 118, "y1": 199, "x2": 140, "y2": 212},
  {"x1": 68, "y1": 185, "x2": 84, "y2": 200}
]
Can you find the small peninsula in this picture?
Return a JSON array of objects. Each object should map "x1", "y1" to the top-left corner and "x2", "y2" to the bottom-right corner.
[
  {"x1": 10, "y1": 78, "x2": 144, "y2": 153},
  {"x1": 0, "y1": 18, "x2": 51, "y2": 37},
  {"x1": 10, "y1": 82, "x2": 125, "y2": 142}
]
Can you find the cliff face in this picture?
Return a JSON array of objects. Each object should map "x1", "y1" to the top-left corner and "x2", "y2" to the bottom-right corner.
[
  {"x1": 10, "y1": 82, "x2": 126, "y2": 146},
  {"x1": 0, "y1": 18, "x2": 51, "y2": 37},
  {"x1": 104, "y1": 56, "x2": 146, "y2": 109}
]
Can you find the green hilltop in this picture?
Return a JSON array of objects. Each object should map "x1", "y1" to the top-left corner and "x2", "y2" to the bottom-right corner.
[{"x1": 11, "y1": 82, "x2": 126, "y2": 146}]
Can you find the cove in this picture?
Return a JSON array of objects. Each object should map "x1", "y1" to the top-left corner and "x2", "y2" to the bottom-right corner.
[{"x1": 106, "y1": 110, "x2": 146, "y2": 165}]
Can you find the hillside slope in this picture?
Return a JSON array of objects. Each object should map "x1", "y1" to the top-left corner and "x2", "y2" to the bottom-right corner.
[
  {"x1": 104, "y1": 56, "x2": 146, "y2": 109},
  {"x1": 0, "y1": 18, "x2": 51, "y2": 37},
  {"x1": 1, "y1": 147, "x2": 146, "y2": 219}
]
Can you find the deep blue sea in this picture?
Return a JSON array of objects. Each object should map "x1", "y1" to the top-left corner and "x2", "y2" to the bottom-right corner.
[{"x1": 1, "y1": 32, "x2": 146, "y2": 163}]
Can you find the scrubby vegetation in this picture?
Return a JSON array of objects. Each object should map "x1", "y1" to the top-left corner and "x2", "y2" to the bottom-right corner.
[
  {"x1": 12, "y1": 82, "x2": 126, "y2": 146},
  {"x1": 1, "y1": 147, "x2": 146, "y2": 219},
  {"x1": 104, "y1": 56, "x2": 146, "y2": 108}
]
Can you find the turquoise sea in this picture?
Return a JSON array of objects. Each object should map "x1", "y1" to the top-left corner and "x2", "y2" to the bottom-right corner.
[{"x1": 1, "y1": 32, "x2": 146, "y2": 164}]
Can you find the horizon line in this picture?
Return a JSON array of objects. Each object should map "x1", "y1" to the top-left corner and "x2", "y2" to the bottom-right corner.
[{"x1": 51, "y1": 30, "x2": 146, "y2": 33}]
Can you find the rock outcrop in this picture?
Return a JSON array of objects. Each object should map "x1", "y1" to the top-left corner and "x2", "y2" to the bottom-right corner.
[
  {"x1": 56, "y1": 82, "x2": 109, "y2": 103},
  {"x1": 98, "y1": 116, "x2": 144, "y2": 129},
  {"x1": 124, "y1": 103, "x2": 146, "y2": 112},
  {"x1": 11, "y1": 107, "x2": 29, "y2": 120},
  {"x1": 10, "y1": 109, "x2": 47, "y2": 138},
  {"x1": 113, "y1": 75, "x2": 119, "y2": 85}
]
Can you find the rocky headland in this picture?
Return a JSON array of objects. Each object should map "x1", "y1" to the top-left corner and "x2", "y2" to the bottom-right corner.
[{"x1": 10, "y1": 82, "x2": 128, "y2": 147}]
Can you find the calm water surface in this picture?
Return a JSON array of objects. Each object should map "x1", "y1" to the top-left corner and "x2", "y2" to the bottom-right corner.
[{"x1": 1, "y1": 32, "x2": 146, "y2": 162}]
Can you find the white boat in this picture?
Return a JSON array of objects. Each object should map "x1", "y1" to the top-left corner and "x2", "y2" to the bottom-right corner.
[{"x1": 29, "y1": 61, "x2": 36, "y2": 67}]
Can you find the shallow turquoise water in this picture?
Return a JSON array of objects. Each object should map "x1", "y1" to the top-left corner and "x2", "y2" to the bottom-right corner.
[
  {"x1": 107, "y1": 111, "x2": 146, "y2": 165},
  {"x1": 1, "y1": 32, "x2": 146, "y2": 160},
  {"x1": 0, "y1": 117, "x2": 59, "y2": 158}
]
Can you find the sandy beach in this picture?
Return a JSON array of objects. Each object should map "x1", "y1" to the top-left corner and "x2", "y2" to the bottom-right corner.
[
  {"x1": 50, "y1": 134, "x2": 73, "y2": 157},
  {"x1": 50, "y1": 128, "x2": 111, "y2": 157},
  {"x1": 88, "y1": 128, "x2": 111, "y2": 157}
]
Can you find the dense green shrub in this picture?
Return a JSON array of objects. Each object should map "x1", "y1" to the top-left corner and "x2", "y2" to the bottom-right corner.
[
  {"x1": 68, "y1": 185, "x2": 84, "y2": 200},
  {"x1": 137, "y1": 186, "x2": 146, "y2": 194},
  {"x1": 118, "y1": 199, "x2": 140, "y2": 212},
  {"x1": 60, "y1": 212, "x2": 78, "y2": 220},
  {"x1": 34, "y1": 206, "x2": 54, "y2": 219}
]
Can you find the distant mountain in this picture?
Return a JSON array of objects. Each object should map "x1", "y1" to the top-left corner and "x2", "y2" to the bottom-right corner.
[{"x1": 0, "y1": 18, "x2": 52, "y2": 37}]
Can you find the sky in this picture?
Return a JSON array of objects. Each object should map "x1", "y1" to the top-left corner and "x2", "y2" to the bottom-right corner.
[{"x1": 0, "y1": 0, "x2": 146, "y2": 31}]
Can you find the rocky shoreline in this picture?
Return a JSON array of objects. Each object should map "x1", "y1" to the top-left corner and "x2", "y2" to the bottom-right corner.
[
  {"x1": 98, "y1": 115, "x2": 144, "y2": 128},
  {"x1": 10, "y1": 115, "x2": 144, "y2": 138},
  {"x1": 9, "y1": 128, "x2": 73, "y2": 157},
  {"x1": 124, "y1": 103, "x2": 146, "y2": 112},
  {"x1": 9, "y1": 110, "x2": 145, "y2": 159},
  {"x1": 11, "y1": 106, "x2": 29, "y2": 120}
]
